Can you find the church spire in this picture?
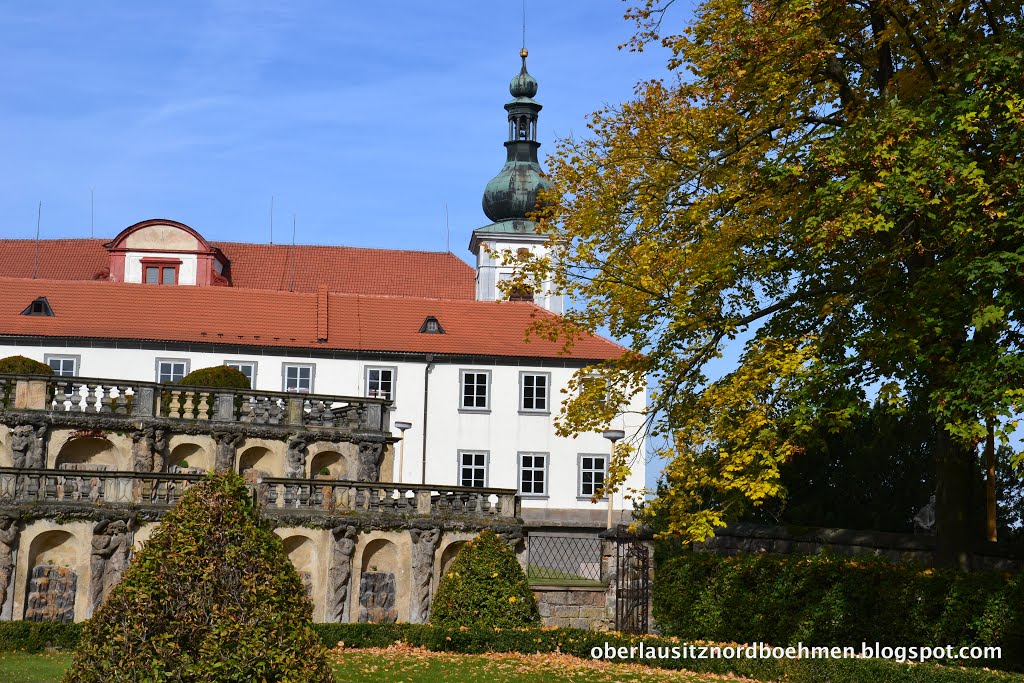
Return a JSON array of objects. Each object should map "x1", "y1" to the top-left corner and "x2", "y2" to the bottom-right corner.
[{"x1": 480, "y1": 49, "x2": 552, "y2": 227}]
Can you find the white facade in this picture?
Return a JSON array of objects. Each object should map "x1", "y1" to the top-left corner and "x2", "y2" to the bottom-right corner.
[
  {"x1": 471, "y1": 233, "x2": 565, "y2": 315},
  {"x1": 3, "y1": 342, "x2": 645, "y2": 524}
]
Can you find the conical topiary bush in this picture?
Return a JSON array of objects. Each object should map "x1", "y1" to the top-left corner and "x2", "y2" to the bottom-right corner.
[
  {"x1": 430, "y1": 529, "x2": 539, "y2": 629},
  {"x1": 63, "y1": 471, "x2": 333, "y2": 683}
]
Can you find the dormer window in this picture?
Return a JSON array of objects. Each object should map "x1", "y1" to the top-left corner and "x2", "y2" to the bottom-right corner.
[
  {"x1": 141, "y1": 258, "x2": 181, "y2": 285},
  {"x1": 20, "y1": 297, "x2": 54, "y2": 317},
  {"x1": 419, "y1": 316, "x2": 445, "y2": 334}
]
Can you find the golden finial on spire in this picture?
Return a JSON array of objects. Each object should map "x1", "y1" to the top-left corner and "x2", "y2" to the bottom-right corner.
[{"x1": 520, "y1": 47, "x2": 529, "y2": 59}]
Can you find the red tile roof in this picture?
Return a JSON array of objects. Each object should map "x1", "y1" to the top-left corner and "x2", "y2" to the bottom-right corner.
[
  {"x1": 0, "y1": 277, "x2": 625, "y2": 361},
  {"x1": 0, "y1": 238, "x2": 476, "y2": 300}
]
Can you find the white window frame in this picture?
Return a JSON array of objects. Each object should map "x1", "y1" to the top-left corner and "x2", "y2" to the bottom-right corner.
[
  {"x1": 518, "y1": 451, "x2": 549, "y2": 498},
  {"x1": 459, "y1": 369, "x2": 491, "y2": 412},
  {"x1": 44, "y1": 354, "x2": 80, "y2": 377},
  {"x1": 519, "y1": 371, "x2": 551, "y2": 413},
  {"x1": 365, "y1": 365, "x2": 397, "y2": 402},
  {"x1": 155, "y1": 358, "x2": 190, "y2": 384},
  {"x1": 457, "y1": 450, "x2": 489, "y2": 488},
  {"x1": 224, "y1": 360, "x2": 258, "y2": 388},
  {"x1": 578, "y1": 453, "x2": 608, "y2": 499},
  {"x1": 282, "y1": 363, "x2": 315, "y2": 393}
]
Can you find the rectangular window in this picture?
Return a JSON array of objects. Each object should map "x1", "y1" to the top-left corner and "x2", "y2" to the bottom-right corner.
[
  {"x1": 156, "y1": 359, "x2": 189, "y2": 384},
  {"x1": 44, "y1": 355, "x2": 79, "y2": 377},
  {"x1": 519, "y1": 452, "x2": 548, "y2": 497},
  {"x1": 162, "y1": 267, "x2": 177, "y2": 285},
  {"x1": 283, "y1": 364, "x2": 314, "y2": 393},
  {"x1": 141, "y1": 259, "x2": 180, "y2": 285},
  {"x1": 520, "y1": 372, "x2": 550, "y2": 412},
  {"x1": 579, "y1": 454, "x2": 607, "y2": 498},
  {"x1": 145, "y1": 266, "x2": 159, "y2": 284},
  {"x1": 460, "y1": 370, "x2": 490, "y2": 411},
  {"x1": 224, "y1": 361, "x2": 257, "y2": 388},
  {"x1": 365, "y1": 366, "x2": 396, "y2": 401},
  {"x1": 459, "y1": 451, "x2": 488, "y2": 488}
]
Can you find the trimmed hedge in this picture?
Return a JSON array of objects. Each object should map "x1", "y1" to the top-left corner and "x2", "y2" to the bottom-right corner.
[
  {"x1": 430, "y1": 529, "x2": 539, "y2": 628},
  {"x1": 654, "y1": 552, "x2": 1024, "y2": 672},
  {"x1": 177, "y1": 365, "x2": 250, "y2": 389},
  {"x1": 0, "y1": 355, "x2": 53, "y2": 375},
  {"x1": 3, "y1": 622, "x2": 1018, "y2": 683}
]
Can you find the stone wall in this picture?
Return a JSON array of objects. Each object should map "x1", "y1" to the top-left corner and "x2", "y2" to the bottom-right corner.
[
  {"x1": 532, "y1": 586, "x2": 611, "y2": 630},
  {"x1": 693, "y1": 522, "x2": 1024, "y2": 571}
]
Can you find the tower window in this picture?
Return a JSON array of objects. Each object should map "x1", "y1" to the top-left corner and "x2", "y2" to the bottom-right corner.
[{"x1": 20, "y1": 297, "x2": 54, "y2": 317}]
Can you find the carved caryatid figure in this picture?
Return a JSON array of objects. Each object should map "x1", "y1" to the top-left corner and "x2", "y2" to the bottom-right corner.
[
  {"x1": 409, "y1": 527, "x2": 441, "y2": 624},
  {"x1": 212, "y1": 431, "x2": 244, "y2": 471},
  {"x1": 328, "y1": 525, "x2": 358, "y2": 622},
  {"x1": 10, "y1": 424, "x2": 46, "y2": 469},
  {"x1": 89, "y1": 518, "x2": 131, "y2": 612},
  {"x1": 285, "y1": 437, "x2": 308, "y2": 479},
  {"x1": 130, "y1": 427, "x2": 166, "y2": 473},
  {"x1": 0, "y1": 517, "x2": 18, "y2": 612},
  {"x1": 355, "y1": 442, "x2": 384, "y2": 482}
]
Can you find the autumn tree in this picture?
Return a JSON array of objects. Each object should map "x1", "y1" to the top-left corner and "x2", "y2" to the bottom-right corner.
[{"x1": 517, "y1": 0, "x2": 1024, "y2": 566}]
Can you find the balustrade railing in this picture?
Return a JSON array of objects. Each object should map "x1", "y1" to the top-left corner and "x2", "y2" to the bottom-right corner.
[
  {"x1": 0, "y1": 468, "x2": 519, "y2": 519},
  {"x1": 0, "y1": 374, "x2": 389, "y2": 433}
]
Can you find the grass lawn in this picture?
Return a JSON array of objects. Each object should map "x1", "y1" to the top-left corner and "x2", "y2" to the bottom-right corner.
[{"x1": 0, "y1": 646, "x2": 744, "y2": 683}]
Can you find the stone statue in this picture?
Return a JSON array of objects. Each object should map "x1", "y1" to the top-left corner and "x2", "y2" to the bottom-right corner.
[
  {"x1": 10, "y1": 424, "x2": 46, "y2": 469},
  {"x1": 130, "y1": 427, "x2": 167, "y2": 473},
  {"x1": 0, "y1": 517, "x2": 18, "y2": 613},
  {"x1": 409, "y1": 527, "x2": 441, "y2": 624},
  {"x1": 498, "y1": 527, "x2": 526, "y2": 555},
  {"x1": 355, "y1": 442, "x2": 384, "y2": 482},
  {"x1": 328, "y1": 525, "x2": 359, "y2": 622},
  {"x1": 285, "y1": 437, "x2": 307, "y2": 479},
  {"x1": 913, "y1": 494, "x2": 937, "y2": 535},
  {"x1": 212, "y1": 431, "x2": 244, "y2": 471},
  {"x1": 89, "y1": 518, "x2": 131, "y2": 613}
]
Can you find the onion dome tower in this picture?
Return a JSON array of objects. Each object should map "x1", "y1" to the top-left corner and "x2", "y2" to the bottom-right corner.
[{"x1": 470, "y1": 49, "x2": 563, "y2": 314}]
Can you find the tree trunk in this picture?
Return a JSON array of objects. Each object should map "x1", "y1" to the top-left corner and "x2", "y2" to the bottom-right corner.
[
  {"x1": 985, "y1": 418, "x2": 997, "y2": 543},
  {"x1": 934, "y1": 427, "x2": 977, "y2": 570}
]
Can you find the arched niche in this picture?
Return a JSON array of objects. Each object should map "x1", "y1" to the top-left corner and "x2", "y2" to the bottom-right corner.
[
  {"x1": 25, "y1": 530, "x2": 81, "y2": 623},
  {"x1": 169, "y1": 442, "x2": 211, "y2": 472},
  {"x1": 309, "y1": 450, "x2": 348, "y2": 479},
  {"x1": 0, "y1": 431, "x2": 10, "y2": 468},
  {"x1": 438, "y1": 541, "x2": 466, "y2": 578},
  {"x1": 238, "y1": 446, "x2": 279, "y2": 477},
  {"x1": 55, "y1": 437, "x2": 119, "y2": 471},
  {"x1": 357, "y1": 538, "x2": 400, "y2": 623},
  {"x1": 282, "y1": 535, "x2": 318, "y2": 599}
]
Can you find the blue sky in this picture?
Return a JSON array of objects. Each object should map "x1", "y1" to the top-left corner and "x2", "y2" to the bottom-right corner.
[{"x1": 0, "y1": 1, "x2": 671, "y2": 253}]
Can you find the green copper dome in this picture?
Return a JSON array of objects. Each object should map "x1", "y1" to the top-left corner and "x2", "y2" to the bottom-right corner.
[{"x1": 481, "y1": 50, "x2": 551, "y2": 225}]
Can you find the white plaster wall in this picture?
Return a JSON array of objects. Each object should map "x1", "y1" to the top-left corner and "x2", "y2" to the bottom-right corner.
[
  {"x1": 0, "y1": 344, "x2": 647, "y2": 518},
  {"x1": 473, "y1": 236, "x2": 564, "y2": 314},
  {"x1": 124, "y1": 252, "x2": 199, "y2": 285}
]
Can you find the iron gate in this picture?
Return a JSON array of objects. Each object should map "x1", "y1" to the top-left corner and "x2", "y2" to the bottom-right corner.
[{"x1": 614, "y1": 526, "x2": 650, "y2": 633}]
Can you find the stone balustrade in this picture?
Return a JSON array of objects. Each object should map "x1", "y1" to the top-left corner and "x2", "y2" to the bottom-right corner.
[
  {"x1": 0, "y1": 373, "x2": 390, "y2": 433},
  {"x1": 0, "y1": 468, "x2": 520, "y2": 520}
]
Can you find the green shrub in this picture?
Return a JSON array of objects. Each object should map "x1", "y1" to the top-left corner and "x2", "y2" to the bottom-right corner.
[
  {"x1": 653, "y1": 552, "x2": 1024, "y2": 672},
  {"x1": 430, "y1": 529, "x2": 539, "y2": 629},
  {"x1": 0, "y1": 622, "x2": 81, "y2": 652},
  {"x1": 62, "y1": 471, "x2": 332, "y2": 683},
  {"x1": 176, "y1": 365, "x2": 250, "y2": 389},
  {"x1": 0, "y1": 355, "x2": 53, "y2": 375}
]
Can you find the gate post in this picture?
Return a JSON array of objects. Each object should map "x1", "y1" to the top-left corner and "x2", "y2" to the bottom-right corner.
[{"x1": 602, "y1": 525, "x2": 654, "y2": 634}]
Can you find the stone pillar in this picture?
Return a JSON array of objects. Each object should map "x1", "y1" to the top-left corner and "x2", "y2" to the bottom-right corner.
[
  {"x1": 10, "y1": 424, "x2": 46, "y2": 469},
  {"x1": 355, "y1": 442, "x2": 384, "y2": 482},
  {"x1": 328, "y1": 525, "x2": 358, "y2": 623},
  {"x1": 212, "y1": 431, "x2": 244, "y2": 472},
  {"x1": 89, "y1": 518, "x2": 131, "y2": 615},
  {"x1": 0, "y1": 516, "x2": 19, "y2": 619},
  {"x1": 408, "y1": 527, "x2": 441, "y2": 624},
  {"x1": 285, "y1": 436, "x2": 307, "y2": 479}
]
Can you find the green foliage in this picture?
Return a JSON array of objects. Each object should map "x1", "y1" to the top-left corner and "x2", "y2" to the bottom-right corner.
[
  {"x1": 0, "y1": 622, "x2": 81, "y2": 652},
  {"x1": 654, "y1": 553, "x2": 1024, "y2": 672},
  {"x1": 62, "y1": 471, "x2": 332, "y2": 683},
  {"x1": 511, "y1": 0, "x2": 1024, "y2": 552},
  {"x1": 177, "y1": 365, "x2": 250, "y2": 389},
  {"x1": 0, "y1": 355, "x2": 53, "y2": 375},
  {"x1": 429, "y1": 530, "x2": 539, "y2": 629}
]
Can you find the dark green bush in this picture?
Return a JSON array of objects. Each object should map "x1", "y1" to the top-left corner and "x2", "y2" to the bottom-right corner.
[
  {"x1": 177, "y1": 365, "x2": 250, "y2": 389},
  {"x1": 0, "y1": 355, "x2": 53, "y2": 375},
  {"x1": 0, "y1": 622, "x2": 81, "y2": 652},
  {"x1": 654, "y1": 552, "x2": 1024, "y2": 672},
  {"x1": 430, "y1": 529, "x2": 539, "y2": 629},
  {"x1": 62, "y1": 471, "x2": 332, "y2": 683}
]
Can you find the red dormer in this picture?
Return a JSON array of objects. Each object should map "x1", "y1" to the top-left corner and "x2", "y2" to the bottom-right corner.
[{"x1": 104, "y1": 219, "x2": 230, "y2": 286}]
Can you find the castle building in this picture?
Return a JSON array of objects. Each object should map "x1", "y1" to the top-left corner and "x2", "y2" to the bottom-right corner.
[{"x1": 0, "y1": 51, "x2": 646, "y2": 526}]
